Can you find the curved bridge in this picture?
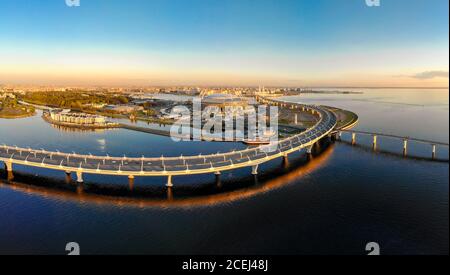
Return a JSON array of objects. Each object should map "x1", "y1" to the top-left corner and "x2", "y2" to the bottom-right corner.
[{"x1": 1, "y1": 99, "x2": 337, "y2": 186}]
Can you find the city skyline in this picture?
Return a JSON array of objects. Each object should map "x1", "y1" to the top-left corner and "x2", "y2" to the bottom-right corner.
[{"x1": 0, "y1": 0, "x2": 448, "y2": 87}]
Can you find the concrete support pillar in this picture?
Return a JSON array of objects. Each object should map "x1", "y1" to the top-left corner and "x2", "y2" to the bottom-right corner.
[
  {"x1": 76, "y1": 170, "x2": 83, "y2": 183},
  {"x1": 403, "y1": 139, "x2": 408, "y2": 156},
  {"x1": 329, "y1": 133, "x2": 337, "y2": 142},
  {"x1": 351, "y1": 133, "x2": 357, "y2": 145},
  {"x1": 4, "y1": 161, "x2": 13, "y2": 181},
  {"x1": 373, "y1": 135, "x2": 378, "y2": 150},
  {"x1": 282, "y1": 154, "x2": 290, "y2": 169},
  {"x1": 432, "y1": 144, "x2": 437, "y2": 159},
  {"x1": 294, "y1": 113, "x2": 298, "y2": 125},
  {"x1": 166, "y1": 175, "x2": 173, "y2": 188},
  {"x1": 306, "y1": 145, "x2": 314, "y2": 161},
  {"x1": 251, "y1": 165, "x2": 259, "y2": 175},
  {"x1": 128, "y1": 175, "x2": 135, "y2": 191},
  {"x1": 338, "y1": 131, "x2": 342, "y2": 140},
  {"x1": 215, "y1": 171, "x2": 222, "y2": 188},
  {"x1": 5, "y1": 161, "x2": 13, "y2": 172}
]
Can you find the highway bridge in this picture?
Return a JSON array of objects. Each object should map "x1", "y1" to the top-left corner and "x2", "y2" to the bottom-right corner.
[
  {"x1": 338, "y1": 130, "x2": 449, "y2": 159},
  {"x1": 1, "y1": 98, "x2": 338, "y2": 187}
]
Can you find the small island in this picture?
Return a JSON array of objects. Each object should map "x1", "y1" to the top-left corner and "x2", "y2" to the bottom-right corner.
[{"x1": 0, "y1": 94, "x2": 35, "y2": 119}]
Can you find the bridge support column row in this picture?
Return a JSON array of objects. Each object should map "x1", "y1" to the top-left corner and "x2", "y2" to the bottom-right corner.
[{"x1": 282, "y1": 153, "x2": 290, "y2": 169}]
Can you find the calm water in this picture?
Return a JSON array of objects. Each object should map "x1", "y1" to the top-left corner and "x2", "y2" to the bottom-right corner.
[{"x1": 0, "y1": 89, "x2": 448, "y2": 255}]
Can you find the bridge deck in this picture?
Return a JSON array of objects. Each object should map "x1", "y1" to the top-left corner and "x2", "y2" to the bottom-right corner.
[{"x1": 340, "y1": 130, "x2": 449, "y2": 146}]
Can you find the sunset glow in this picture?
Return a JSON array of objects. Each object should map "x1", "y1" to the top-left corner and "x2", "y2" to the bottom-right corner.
[{"x1": 0, "y1": 0, "x2": 448, "y2": 87}]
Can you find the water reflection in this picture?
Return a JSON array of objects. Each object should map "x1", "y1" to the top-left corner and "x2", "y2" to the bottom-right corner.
[{"x1": 50, "y1": 123, "x2": 110, "y2": 134}]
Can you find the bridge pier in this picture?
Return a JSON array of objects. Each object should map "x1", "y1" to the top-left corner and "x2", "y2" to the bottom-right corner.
[
  {"x1": 4, "y1": 161, "x2": 13, "y2": 172},
  {"x1": 215, "y1": 171, "x2": 222, "y2": 188},
  {"x1": 4, "y1": 161, "x2": 14, "y2": 181},
  {"x1": 166, "y1": 175, "x2": 173, "y2": 188},
  {"x1": 294, "y1": 113, "x2": 298, "y2": 125},
  {"x1": 329, "y1": 133, "x2": 338, "y2": 142},
  {"x1": 338, "y1": 131, "x2": 342, "y2": 140},
  {"x1": 76, "y1": 171, "x2": 84, "y2": 183},
  {"x1": 306, "y1": 145, "x2": 314, "y2": 160},
  {"x1": 351, "y1": 133, "x2": 357, "y2": 145},
  {"x1": 283, "y1": 153, "x2": 289, "y2": 163},
  {"x1": 403, "y1": 140, "x2": 408, "y2": 156},
  {"x1": 373, "y1": 135, "x2": 378, "y2": 150},
  {"x1": 251, "y1": 165, "x2": 259, "y2": 175},
  {"x1": 432, "y1": 144, "x2": 437, "y2": 159}
]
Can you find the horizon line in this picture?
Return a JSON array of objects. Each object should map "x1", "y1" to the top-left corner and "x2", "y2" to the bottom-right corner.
[{"x1": 0, "y1": 83, "x2": 448, "y2": 90}]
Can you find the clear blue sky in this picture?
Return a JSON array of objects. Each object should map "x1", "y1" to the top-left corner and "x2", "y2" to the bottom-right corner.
[{"x1": 0, "y1": 0, "x2": 448, "y2": 87}]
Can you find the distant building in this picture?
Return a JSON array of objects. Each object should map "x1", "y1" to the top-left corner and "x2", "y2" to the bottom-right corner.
[
  {"x1": 202, "y1": 94, "x2": 249, "y2": 112},
  {"x1": 50, "y1": 112, "x2": 107, "y2": 126}
]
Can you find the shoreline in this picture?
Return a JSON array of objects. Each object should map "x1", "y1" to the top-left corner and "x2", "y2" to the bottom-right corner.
[
  {"x1": 0, "y1": 111, "x2": 36, "y2": 119},
  {"x1": 0, "y1": 113, "x2": 36, "y2": 119}
]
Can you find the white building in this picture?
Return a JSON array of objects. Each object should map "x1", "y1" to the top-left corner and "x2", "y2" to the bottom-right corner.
[{"x1": 50, "y1": 112, "x2": 106, "y2": 125}]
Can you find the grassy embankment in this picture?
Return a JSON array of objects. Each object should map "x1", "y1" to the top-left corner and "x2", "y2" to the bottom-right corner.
[
  {"x1": 325, "y1": 106, "x2": 359, "y2": 130},
  {"x1": 0, "y1": 97, "x2": 35, "y2": 119},
  {"x1": 21, "y1": 91, "x2": 175, "y2": 125}
]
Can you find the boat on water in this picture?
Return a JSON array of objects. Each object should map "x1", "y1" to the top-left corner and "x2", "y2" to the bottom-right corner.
[
  {"x1": 242, "y1": 130, "x2": 276, "y2": 145},
  {"x1": 243, "y1": 140, "x2": 271, "y2": 145}
]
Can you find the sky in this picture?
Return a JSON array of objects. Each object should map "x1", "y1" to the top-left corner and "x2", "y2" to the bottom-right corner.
[{"x1": 0, "y1": 0, "x2": 448, "y2": 87}]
